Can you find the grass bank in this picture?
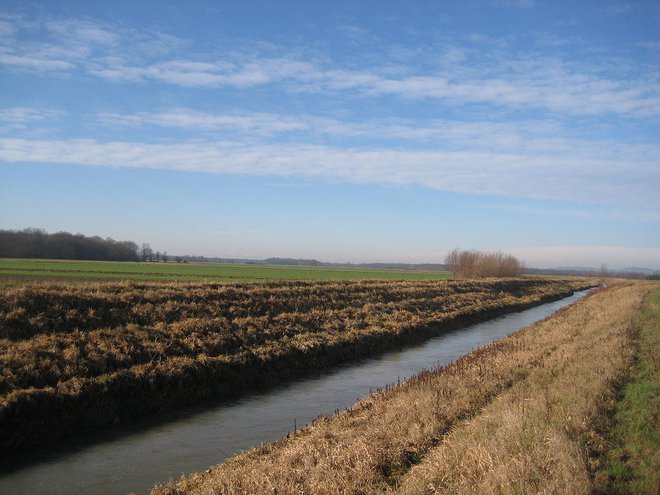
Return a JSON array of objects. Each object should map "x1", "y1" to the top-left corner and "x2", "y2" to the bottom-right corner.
[
  {"x1": 152, "y1": 281, "x2": 650, "y2": 495},
  {"x1": 0, "y1": 278, "x2": 589, "y2": 454},
  {"x1": 595, "y1": 288, "x2": 659, "y2": 494}
]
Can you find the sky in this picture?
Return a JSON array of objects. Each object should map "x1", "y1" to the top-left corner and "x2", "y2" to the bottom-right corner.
[{"x1": 0, "y1": 0, "x2": 659, "y2": 269}]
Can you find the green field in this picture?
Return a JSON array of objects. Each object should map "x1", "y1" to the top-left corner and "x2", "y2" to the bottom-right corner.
[{"x1": 0, "y1": 258, "x2": 451, "y2": 283}]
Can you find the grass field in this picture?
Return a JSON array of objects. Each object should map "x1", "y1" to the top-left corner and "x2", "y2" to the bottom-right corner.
[{"x1": 0, "y1": 258, "x2": 451, "y2": 283}]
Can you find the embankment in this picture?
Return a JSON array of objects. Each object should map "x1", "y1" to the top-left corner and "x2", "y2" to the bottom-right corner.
[{"x1": 152, "y1": 281, "x2": 652, "y2": 495}]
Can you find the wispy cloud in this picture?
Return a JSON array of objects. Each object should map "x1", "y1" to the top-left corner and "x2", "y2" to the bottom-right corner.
[
  {"x1": 532, "y1": 31, "x2": 581, "y2": 47},
  {"x1": 45, "y1": 18, "x2": 119, "y2": 47},
  {"x1": 491, "y1": 0, "x2": 535, "y2": 8},
  {"x1": 0, "y1": 17, "x2": 17, "y2": 38},
  {"x1": 603, "y1": 3, "x2": 633, "y2": 15},
  {"x1": 0, "y1": 52, "x2": 74, "y2": 71},
  {"x1": 1, "y1": 137, "x2": 657, "y2": 212},
  {"x1": 2, "y1": 13, "x2": 658, "y2": 119},
  {"x1": 89, "y1": 57, "x2": 315, "y2": 88},
  {"x1": 0, "y1": 107, "x2": 64, "y2": 130},
  {"x1": 98, "y1": 109, "x2": 311, "y2": 134},
  {"x1": 0, "y1": 13, "x2": 186, "y2": 74},
  {"x1": 2, "y1": 11, "x2": 658, "y2": 216},
  {"x1": 87, "y1": 56, "x2": 660, "y2": 118},
  {"x1": 93, "y1": 108, "x2": 660, "y2": 162}
]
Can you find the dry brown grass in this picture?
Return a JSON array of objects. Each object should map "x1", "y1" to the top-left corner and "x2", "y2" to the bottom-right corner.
[
  {"x1": 397, "y1": 282, "x2": 651, "y2": 494},
  {"x1": 0, "y1": 278, "x2": 589, "y2": 452},
  {"x1": 152, "y1": 281, "x2": 652, "y2": 495}
]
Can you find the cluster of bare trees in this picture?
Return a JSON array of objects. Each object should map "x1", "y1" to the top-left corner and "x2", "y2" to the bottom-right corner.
[
  {"x1": 139, "y1": 244, "x2": 167, "y2": 263},
  {"x1": 0, "y1": 228, "x2": 141, "y2": 262},
  {"x1": 0, "y1": 229, "x2": 169, "y2": 263},
  {"x1": 445, "y1": 249, "x2": 523, "y2": 278}
]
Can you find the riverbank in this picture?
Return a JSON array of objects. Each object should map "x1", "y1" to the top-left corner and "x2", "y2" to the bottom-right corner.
[
  {"x1": 152, "y1": 281, "x2": 654, "y2": 494},
  {"x1": 595, "y1": 286, "x2": 659, "y2": 494},
  {"x1": 0, "y1": 278, "x2": 590, "y2": 454}
]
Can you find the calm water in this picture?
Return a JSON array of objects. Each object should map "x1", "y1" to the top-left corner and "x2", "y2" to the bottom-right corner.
[{"x1": 0, "y1": 290, "x2": 589, "y2": 495}]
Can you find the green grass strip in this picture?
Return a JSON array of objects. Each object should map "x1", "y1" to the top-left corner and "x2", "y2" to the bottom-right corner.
[
  {"x1": 0, "y1": 258, "x2": 450, "y2": 283},
  {"x1": 603, "y1": 287, "x2": 659, "y2": 494}
]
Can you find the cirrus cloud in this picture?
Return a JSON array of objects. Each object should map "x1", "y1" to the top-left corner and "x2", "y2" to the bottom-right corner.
[{"x1": 1, "y1": 137, "x2": 657, "y2": 213}]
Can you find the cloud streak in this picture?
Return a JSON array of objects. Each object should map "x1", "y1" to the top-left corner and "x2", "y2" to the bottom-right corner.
[
  {"x1": 0, "y1": 13, "x2": 186, "y2": 73},
  {"x1": 1, "y1": 137, "x2": 657, "y2": 212},
  {"x1": 94, "y1": 108, "x2": 660, "y2": 162},
  {"x1": 1, "y1": 14, "x2": 658, "y2": 119},
  {"x1": 491, "y1": 0, "x2": 535, "y2": 9},
  {"x1": 2, "y1": 11, "x2": 658, "y2": 224},
  {"x1": 0, "y1": 107, "x2": 64, "y2": 131},
  {"x1": 86, "y1": 57, "x2": 660, "y2": 118},
  {"x1": 602, "y1": 3, "x2": 633, "y2": 15}
]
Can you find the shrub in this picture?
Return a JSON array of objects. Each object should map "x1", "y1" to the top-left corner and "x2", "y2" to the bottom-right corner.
[{"x1": 445, "y1": 249, "x2": 523, "y2": 278}]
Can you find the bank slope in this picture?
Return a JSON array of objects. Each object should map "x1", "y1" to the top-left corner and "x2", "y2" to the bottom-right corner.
[{"x1": 152, "y1": 281, "x2": 651, "y2": 495}]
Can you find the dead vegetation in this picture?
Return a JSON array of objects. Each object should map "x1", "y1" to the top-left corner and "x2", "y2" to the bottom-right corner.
[
  {"x1": 0, "y1": 278, "x2": 589, "y2": 453},
  {"x1": 445, "y1": 249, "x2": 523, "y2": 278},
  {"x1": 151, "y1": 281, "x2": 652, "y2": 495}
]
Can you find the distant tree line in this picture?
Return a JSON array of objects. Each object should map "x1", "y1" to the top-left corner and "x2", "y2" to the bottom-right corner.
[
  {"x1": 445, "y1": 249, "x2": 523, "y2": 278},
  {"x1": 0, "y1": 228, "x2": 164, "y2": 262}
]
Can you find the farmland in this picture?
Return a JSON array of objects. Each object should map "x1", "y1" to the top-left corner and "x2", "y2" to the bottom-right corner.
[
  {"x1": 0, "y1": 258, "x2": 451, "y2": 284},
  {"x1": 152, "y1": 281, "x2": 657, "y2": 495},
  {"x1": 0, "y1": 277, "x2": 590, "y2": 453}
]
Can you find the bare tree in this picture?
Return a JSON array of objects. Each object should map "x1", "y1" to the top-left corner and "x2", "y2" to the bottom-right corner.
[
  {"x1": 445, "y1": 249, "x2": 522, "y2": 278},
  {"x1": 445, "y1": 248, "x2": 460, "y2": 276},
  {"x1": 140, "y1": 243, "x2": 153, "y2": 262}
]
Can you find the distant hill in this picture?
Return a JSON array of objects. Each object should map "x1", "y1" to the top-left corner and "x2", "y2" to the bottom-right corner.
[
  {"x1": 553, "y1": 266, "x2": 655, "y2": 274},
  {"x1": 620, "y1": 267, "x2": 654, "y2": 274},
  {"x1": 555, "y1": 266, "x2": 599, "y2": 272}
]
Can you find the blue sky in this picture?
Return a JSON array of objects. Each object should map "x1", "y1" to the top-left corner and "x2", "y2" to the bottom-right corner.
[{"x1": 1, "y1": 0, "x2": 659, "y2": 268}]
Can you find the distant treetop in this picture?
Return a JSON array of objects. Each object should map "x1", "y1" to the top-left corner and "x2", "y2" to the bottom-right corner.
[
  {"x1": 445, "y1": 249, "x2": 523, "y2": 278},
  {"x1": 0, "y1": 228, "x2": 144, "y2": 262}
]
